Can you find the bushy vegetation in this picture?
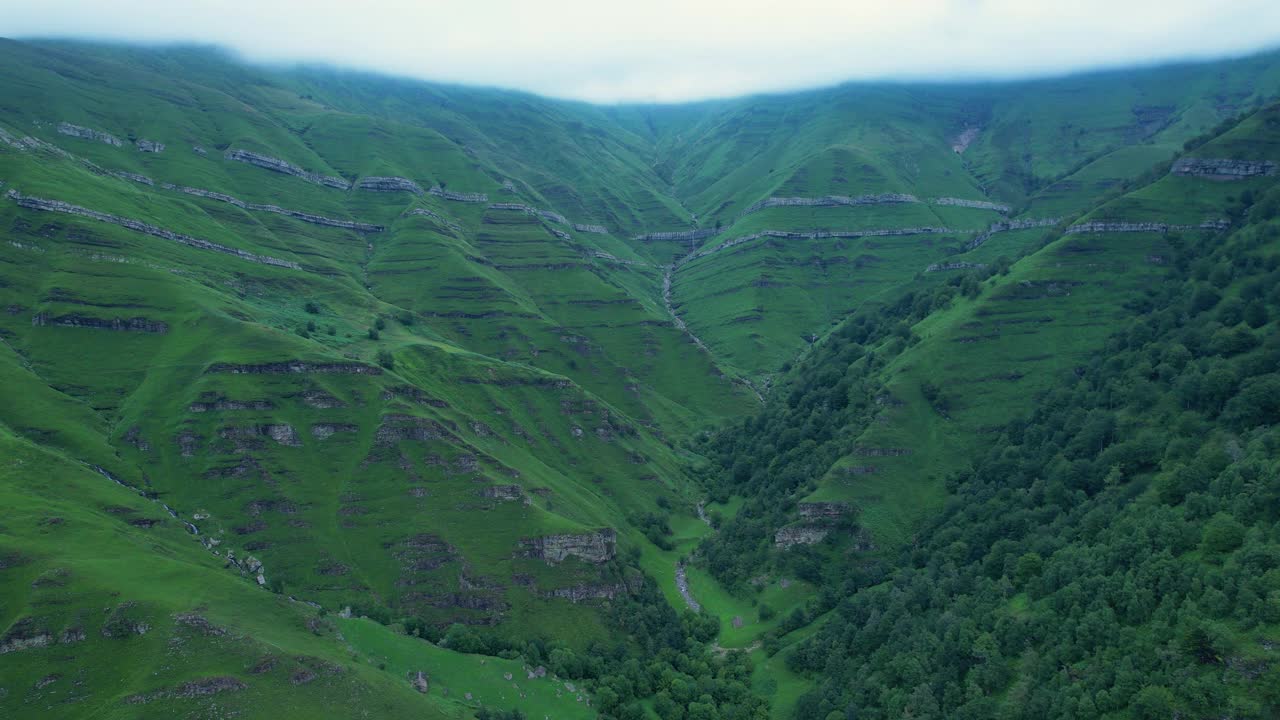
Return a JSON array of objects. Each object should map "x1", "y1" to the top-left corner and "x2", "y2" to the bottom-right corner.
[{"x1": 702, "y1": 176, "x2": 1280, "y2": 719}]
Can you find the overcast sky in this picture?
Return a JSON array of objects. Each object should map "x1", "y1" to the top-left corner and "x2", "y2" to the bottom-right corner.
[{"x1": 7, "y1": 1, "x2": 1280, "y2": 103}]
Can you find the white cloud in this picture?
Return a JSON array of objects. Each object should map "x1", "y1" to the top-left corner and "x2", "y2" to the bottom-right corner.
[{"x1": 5, "y1": 0, "x2": 1280, "y2": 102}]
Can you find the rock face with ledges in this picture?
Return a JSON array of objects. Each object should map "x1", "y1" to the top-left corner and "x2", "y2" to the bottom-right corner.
[
  {"x1": 6, "y1": 190, "x2": 302, "y2": 270},
  {"x1": 205, "y1": 360, "x2": 381, "y2": 375},
  {"x1": 1172, "y1": 157, "x2": 1277, "y2": 179},
  {"x1": 740, "y1": 193, "x2": 919, "y2": 216},
  {"x1": 1066, "y1": 219, "x2": 1229, "y2": 235},
  {"x1": 517, "y1": 528, "x2": 616, "y2": 564},
  {"x1": 224, "y1": 149, "x2": 351, "y2": 189},
  {"x1": 57, "y1": 121, "x2": 122, "y2": 146},
  {"x1": 356, "y1": 176, "x2": 424, "y2": 194},
  {"x1": 135, "y1": 139, "x2": 164, "y2": 153},
  {"x1": 798, "y1": 501, "x2": 852, "y2": 520},
  {"x1": 31, "y1": 312, "x2": 168, "y2": 333},
  {"x1": 429, "y1": 186, "x2": 488, "y2": 203},
  {"x1": 774, "y1": 525, "x2": 829, "y2": 547}
]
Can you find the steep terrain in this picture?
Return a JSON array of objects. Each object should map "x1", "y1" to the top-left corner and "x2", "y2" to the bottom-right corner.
[{"x1": 1, "y1": 37, "x2": 1279, "y2": 719}]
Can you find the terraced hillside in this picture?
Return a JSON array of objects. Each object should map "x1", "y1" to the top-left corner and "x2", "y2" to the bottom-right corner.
[{"x1": 1, "y1": 37, "x2": 1280, "y2": 719}]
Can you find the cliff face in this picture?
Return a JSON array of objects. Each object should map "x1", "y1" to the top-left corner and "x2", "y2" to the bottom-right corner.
[
  {"x1": 1172, "y1": 157, "x2": 1277, "y2": 179},
  {"x1": 57, "y1": 122, "x2": 122, "y2": 146},
  {"x1": 355, "y1": 176, "x2": 424, "y2": 194},
  {"x1": 429, "y1": 186, "x2": 488, "y2": 203},
  {"x1": 224, "y1": 149, "x2": 351, "y2": 190},
  {"x1": 31, "y1": 313, "x2": 168, "y2": 333},
  {"x1": 6, "y1": 190, "x2": 302, "y2": 270},
  {"x1": 517, "y1": 529, "x2": 616, "y2": 564}
]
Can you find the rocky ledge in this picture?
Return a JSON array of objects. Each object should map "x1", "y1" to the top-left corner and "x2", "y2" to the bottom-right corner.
[
  {"x1": 135, "y1": 139, "x2": 165, "y2": 153},
  {"x1": 31, "y1": 312, "x2": 168, "y2": 333},
  {"x1": 356, "y1": 176, "x2": 424, "y2": 194},
  {"x1": 488, "y1": 202, "x2": 569, "y2": 225},
  {"x1": 964, "y1": 217, "x2": 1060, "y2": 251},
  {"x1": 404, "y1": 208, "x2": 462, "y2": 233},
  {"x1": 6, "y1": 190, "x2": 301, "y2": 270},
  {"x1": 687, "y1": 226, "x2": 955, "y2": 263},
  {"x1": 775, "y1": 524, "x2": 829, "y2": 548},
  {"x1": 573, "y1": 223, "x2": 609, "y2": 234},
  {"x1": 205, "y1": 360, "x2": 381, "y2": 375},
  {"x1": 57, "y1": 122, "x2": 123, "y2": 146},
  {"x1": 219, "y1": 424, "x2": 301, "y2": 447},
  {"x1": 797, "y1": 501, "x2": 852, "y2": 520},
  {"x1": 429, "y1": 186, "x2": 488, "y2": 203},
  {"x1": 934, "y1": 197, "x2": 1010, "y2": 212},
  {"x1": 1172, "y1": 157, "x2": 1277, "y2": 179},
  {"x1": 1066, "y1": 219, "x2": 1229, "y2": 235},
  {"x1": 633, "y1": 228, "x2": 718, "y2": 243},
  {"x1": 740, "y1": 193, "x2": 919, "y2": 216},
  {"x1": 225, "y1": 149, "x2": 351, "y2": 190},
  {"x1": 926, "y1": 261, "x2": 987, "y2": 273},
  {"x1": 161, "y1": 183, "x2": 382, "y2": 232},
  {"x1": 374, "y1": 414, "x2": 453, "y2": 445},
  {"x1": 518, "y1": 529, "x2": 616, "y2": 565}
]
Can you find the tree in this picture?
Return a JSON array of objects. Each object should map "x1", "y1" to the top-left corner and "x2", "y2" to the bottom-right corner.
[
  {"x1": 1202, "y1": 513, "x2": 1245, "y2": 554},
  {"x1": 1130, "y1": 686, "x2": 1175, "y2": 720}
]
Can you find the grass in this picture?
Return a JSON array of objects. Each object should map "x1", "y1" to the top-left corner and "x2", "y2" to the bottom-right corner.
[{"x1": 3, "y1": 36, "x2": 1280, "y2": 718}]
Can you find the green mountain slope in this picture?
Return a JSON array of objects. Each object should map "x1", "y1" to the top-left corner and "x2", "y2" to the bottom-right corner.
[{"x1": 1, "y1": 36, "x2": 1279, "y2": 720}]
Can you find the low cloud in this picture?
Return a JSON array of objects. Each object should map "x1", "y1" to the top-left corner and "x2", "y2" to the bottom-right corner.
[{"x1": 8, "y1": 0, "x2": 1280, "y2": 102}]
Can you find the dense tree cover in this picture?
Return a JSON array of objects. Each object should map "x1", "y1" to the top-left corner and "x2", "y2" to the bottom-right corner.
[
  {"x1": 701, "y1": 186, "x2": 1280, "y2": 717},
  {"x1": 696, "y1": 260, "x2": 1019, "y2": 591}
]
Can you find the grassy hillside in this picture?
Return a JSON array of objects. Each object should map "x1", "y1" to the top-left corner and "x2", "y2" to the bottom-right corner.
[
  {"x1": 697, "y1": 101, "x2": 1280, "y2": 718},
  {"x1": 2, "y1": 36, "x2": 1279, "y2": 719}
]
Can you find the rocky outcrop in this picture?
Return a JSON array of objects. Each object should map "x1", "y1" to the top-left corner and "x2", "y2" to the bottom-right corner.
[
  {"x1": 481, "y1": 485, "x2": 527, "y2": 503},
  {"x1": 775, "y1": 525, "x2": 829, "y2": 547},
  {"x1": 573, "y1": 223, "x2": 608, "y2": 234},
  {"x1": 126, "y1": 676, "x2": 247, "y2": 704},
  {"x1": 311, "y1": 423, "x2": 357, "y2": 439},
  {"x1": 409, "y1": 671, "x2": 430, "y2": 693},
  {"x1": 188, "y1": 398, "x2": 275, "y2": 412},
  {"x1": 57, "y1": 122, "x2": 122, "y2": 146},
  {"x1": 161, "y1": 183, "x2": 383, "y2": 232},
  {"x1": 686, "y1": 226, "x2": 955, "y2": 263},
  {"x1": 798, "y1": 502, "x2": 852, "y2": 520},
  {"x1": 135, "y1": 139, "x2": 164, "y2": 153},
  {"x1": 964, "y1": 217, "x2": 1060, "y2": 251},
  {"x1": 0, "y1": 618, "x2": 54, "y2": 654},
  {"x1": 934, "y1": 197, "x2": 1010, "y2": 212},
  {"x1": 429, "y1": 186, "x2": 488, "y2": 203},
  {"x1": 374, "y1": 414, "x2": 452, "y2": 445},
  {"x1": 224, "y1": 149, "x2": 351, "y2": 190},
  {"x1": 206, "y1": 361, "x2": 381, "y2": 375},
  {"x1": 852, "y1": 446, "x2": 912, "y2": 457},
  {"x1": 740, "y1": 193, "x2": 919, "y2": 217},
  {"x1": 30, "y1": 312, "x2": 168, "y2": 333},
  {"x1": 381, "y1": 385, "x2": 449, "y2": 408},
  {"x1": 356, "y1": 176, "x2": 424, "y2": 194},
  {"x1": 6, "y1": 190, "x2": 302, "y2": 270},
  {"x1": 517, "y1": 529, "x2": 616, "y2": 565},
  {"x1": 925, "y1": 261, "x2": 987, "y2": 272},
  {"x1": 404, "y1": 208, "x2": 462, "y2": 233},
  {"x1": 113, "y1": 170, "x2": 154, "y2": 186},
  {"x1": 633, "y1": 228, "x2": 718, "y2": 243},
  {"x1": 543, "y1": 580, "x2": 630, "y2": 603},
  {"x1": 487, "y1": 203, "x2": 569, "y2": 225},
  {"x1": 1065, "y1": 219, "x2": 1229, "y2": 235},
  {"x1": 218, "y1": 424, "x2": 301, "y2": 446},
  {"x1": 192, "y1": 145, "x2": 207, "y2": 156},
  {"x1": 1172, "y1": 157, "x2": 1277, "y2": 179},
  {"x1": 951, "y1": 126, "x2": 980, "y2": 154}
]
